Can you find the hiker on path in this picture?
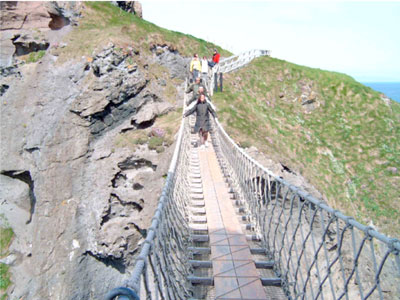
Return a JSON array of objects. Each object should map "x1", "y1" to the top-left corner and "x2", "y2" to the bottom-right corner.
[
  {"x1": 201, "y1": 56, "x2": 209, "y2": 84},
  {"x1": 187, "y1": 85, "x2": 211, "y2": 106},
  {"x1": 186, "y1": 93, "x2": 216, "y2": 113},
  {"x1": 189, "y1": 53, "x2": 202, "y2": 81},
  {"x1": 208, "y1": 49, "x2": 220, "y2": 68},
  {"x1": 186, "y1": 77, "x2": 208, "y2": 99},
  {"x1": 184, "y1": 93, "x2": 217, "y2": 149}
]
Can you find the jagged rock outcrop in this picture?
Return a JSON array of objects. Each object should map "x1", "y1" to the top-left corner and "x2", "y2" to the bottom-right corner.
[
  {"x1": 71, "y1": 44, "x2": 175, "y2": 135},
  {"x1": 12, "y1": 32, "x2": 50, "y2": 56},
  {"x1": 113, "y1": 1, "x2": 143, "y2": 18},
  {"x1": 151, "y1": 44, "x2": 188, "y2": 80},
  {"x1": 0, "y1": 20, "x2": 187, "y2": 300}
]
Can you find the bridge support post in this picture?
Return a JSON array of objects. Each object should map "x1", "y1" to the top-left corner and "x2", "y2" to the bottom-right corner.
[
  {"x1": 214, "y1": 72, "x2": 218, "y2": 92},
  {"x1": 219, "y1": 72, "x2": 223, "y2": 92},
  {"x1": 213, "y1": 72, "x2": 223, "y2": 93}
]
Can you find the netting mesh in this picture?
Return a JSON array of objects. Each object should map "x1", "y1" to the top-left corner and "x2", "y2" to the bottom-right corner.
[
  {"x1": 212, "y1": 117, "x2": 400, "y2": 300},
  {"x1": 121, "y1": 93, "x2": 196, "y2": 299},
  {"x1": 109, "y1": 53, "x2": 399, "y2": 300},
  {"x1": 217, "y1": 49, "x2": 270, "y2": 73}
]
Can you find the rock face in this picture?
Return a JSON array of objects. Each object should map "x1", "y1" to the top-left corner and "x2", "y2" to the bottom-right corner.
[
  {"x1": 0, "y1": 1, "x2": 82, "y2": 68},
  {"x1": 113, "y1": 1, "x2": 143, "y2": 18},
  {"x1": 0, "y1": 1, "x2": 51, "y2": 30},
  {"x1": 0, "y1": 11, "x2": 187, "y2": 299}
]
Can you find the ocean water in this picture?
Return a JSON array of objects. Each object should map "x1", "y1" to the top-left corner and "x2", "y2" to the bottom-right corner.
[{"x1": 362, "y1": 82, "x2": 400, "y2": 103}]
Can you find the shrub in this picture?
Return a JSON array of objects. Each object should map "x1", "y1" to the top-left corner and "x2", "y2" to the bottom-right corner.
[
  {"x1": 26, "y1": 50, "x2": 46, "y2": 63},
  {"x1": 240, "y1": 140, "x2": 251, "y2": 148},
  {"x1": 134, "y1": 137, "x2": 147, "y2": 145},
  {"x1": 148, "y1": 136, "x2": 163, "y2": 150},
  {"x1": 155, "y1": 146, "x2": 165, "y2": 153}
]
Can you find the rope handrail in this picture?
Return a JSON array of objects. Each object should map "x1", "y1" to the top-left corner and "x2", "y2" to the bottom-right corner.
[
  {"x1": 209, "y1": 49, "x2": 270, "y2": 94},
  {"x1": 217, "y1": 49, "x2": 270, "y2": 73},
  {"x1": 213, "y1": 118, "x2": 400, "y2": 251},
  {"x1": 211, "y1": 116, "x2": 400, "y2": 299},
  {"x1": 106, "y1": 51, "x2": 400, "y2": 300},
  {"x1": 213, "y1": 118, "x2": 400, "y2": 249},
  {"x1": 106, "y1": 80, "x2": 193, "y2": 300}
]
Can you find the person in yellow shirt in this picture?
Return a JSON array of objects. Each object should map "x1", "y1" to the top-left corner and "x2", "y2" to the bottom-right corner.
[{"x1": 189, "y1": 53, "x2": 202, "y2": 82}]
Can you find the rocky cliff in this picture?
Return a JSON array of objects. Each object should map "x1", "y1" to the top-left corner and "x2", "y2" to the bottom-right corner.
[{"x1": 0, "y1": 2, "x2": 189, "y2": 299}]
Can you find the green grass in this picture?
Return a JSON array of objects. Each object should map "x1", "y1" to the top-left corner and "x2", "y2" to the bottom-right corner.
[
  {"x1": 0, "y1": 264, "x2": 11, "y2": 291},
  {"x1": 0, "y1": 218, "x2": 13, "y2": 297},
  {"x1": 0, "y1": 228, "x2": 13, "y2": 257},
  {"x1": 213, "y1": 56, "x2": 400, "y2": 237},
  {"x1": 58, "y1": 2, "x2": 231, "y2": 62},
  {"x1": 148, "y1": 136, "x2": 164, "y2": 151},
  {"x1": 25, "y1": 50, "x2": 46, "y2": 63}
]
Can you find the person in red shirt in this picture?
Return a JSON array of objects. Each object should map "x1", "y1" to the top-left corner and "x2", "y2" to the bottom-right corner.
[{"x1": 208, "y1": 49, "x2": 220, "y2": 68}]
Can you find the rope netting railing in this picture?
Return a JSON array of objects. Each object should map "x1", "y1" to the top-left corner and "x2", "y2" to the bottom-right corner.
[
  {"x1": 212, "y1": 117, "x2": 400, "y2": 300},
  {"x1": 210, "y1": 49, "x2": 270, "y2": 94},
  {"x1": 106, "y1": 83, "x2": 196, "y2": 300},
  {"x1": 217, "y1": 49, "x2": 270, "y2": 74},
  {"x1": 106, "y1": 51, "x2": 399, "y2": 300}
]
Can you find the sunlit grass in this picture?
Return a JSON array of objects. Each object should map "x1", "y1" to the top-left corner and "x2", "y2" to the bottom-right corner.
[
  {"x1": 213, "y1": 56, "x2": 400, "y2": 237},
  {"x1": 0, "y1": 217, "x2": 13, "y2": 298},
  {"x1": 58, "y1": 2, "x2": 231, "y2": 63}
]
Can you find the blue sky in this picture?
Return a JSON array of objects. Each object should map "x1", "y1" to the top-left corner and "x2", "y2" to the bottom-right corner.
[{"x1": 141, "y1": 1, "x2": 400, "y2": 82}]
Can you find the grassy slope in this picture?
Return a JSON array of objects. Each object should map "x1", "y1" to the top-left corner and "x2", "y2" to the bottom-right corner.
[
  {"x1": 0, "y1": 220, "x2": 13, "y2": 299},
  {"x1": 56, "y1": 3, "x2": 399, "y2": 236},
  {"x1": 213, "y1": 57, "x2": 400, "y2": 237},
  {"x1": 57, "y1": 2, "x2": 231, "y2": 62}
]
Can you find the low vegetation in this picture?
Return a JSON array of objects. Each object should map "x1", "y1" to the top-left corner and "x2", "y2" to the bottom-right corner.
[
  {"x1": 60, "y1": 2, "x2": 229, "y2": 157},
  {"x1": 0, "y1": 215, "x2": 14, "y2": 299},
  {"x1": 213, "y1": 56, "x2": 400, "y2": 237},
  {"x1": 57, "y1": 2, "x2": 231, "y2": 63},
  {"x1": 114, "y1": 109, "x2": 182, "y2": 153},
  {"x1": 25, "y1": 50, "x2": 46, "y2": 63}
]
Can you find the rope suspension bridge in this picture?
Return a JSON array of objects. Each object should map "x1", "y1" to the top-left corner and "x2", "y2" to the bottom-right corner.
[{"x1": 106, "y1": 50, "x2": 400, "y2": 300}]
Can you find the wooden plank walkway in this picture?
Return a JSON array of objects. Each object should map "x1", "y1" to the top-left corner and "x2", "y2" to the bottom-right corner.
[{"x1": 197, "y1": 144, "x2": 268, "y2": 300}]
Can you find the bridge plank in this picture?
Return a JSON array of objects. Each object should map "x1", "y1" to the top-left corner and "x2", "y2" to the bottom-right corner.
[{"x1": 198, "y1": 144, "x2": 267, "y2": 300}]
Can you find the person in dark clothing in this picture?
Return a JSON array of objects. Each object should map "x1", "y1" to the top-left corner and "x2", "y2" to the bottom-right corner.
[
  {"x1": 186, "y1": 77, "x2": 206, "y2": 95},
  {"x1": 184, "y1": 94, "x2": 217, "y2": 148},
  {"x1": 187, "y1": 86, "x2": 211, "y2": 105}
]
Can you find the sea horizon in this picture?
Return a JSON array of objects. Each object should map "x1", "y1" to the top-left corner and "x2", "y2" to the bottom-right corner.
[{"x1": 361, "y1": 81, "x2": 400, "y2": 103}]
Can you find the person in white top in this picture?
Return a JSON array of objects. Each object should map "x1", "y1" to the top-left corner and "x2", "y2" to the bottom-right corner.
[{"x1": 201, "y1": 56, "x2": 209, "y2": 85}]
